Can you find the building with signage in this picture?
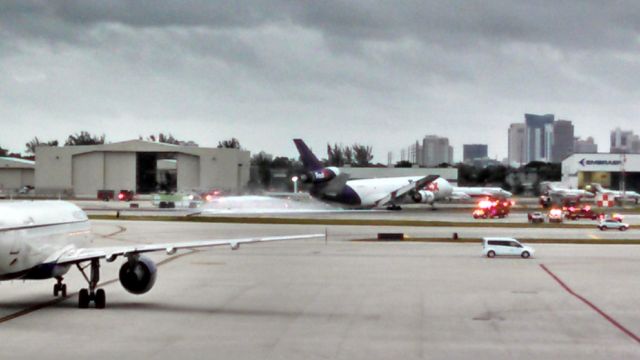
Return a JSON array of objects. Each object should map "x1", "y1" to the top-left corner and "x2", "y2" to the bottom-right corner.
[{"x1": 562, "y1": 153, "x2": 640, "y2": 191}]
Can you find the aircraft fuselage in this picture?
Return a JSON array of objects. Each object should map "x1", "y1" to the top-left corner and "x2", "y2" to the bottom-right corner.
[{"x1": 0, "y1": 202, "x2": 91, "y2": 280}]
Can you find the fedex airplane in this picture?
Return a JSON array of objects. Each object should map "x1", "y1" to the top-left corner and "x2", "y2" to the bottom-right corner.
[
  {"x1": 293, "y1": 139, "x2": 453, "y2": 209},
  {"x1": 0, "y1": 201, "x2": 322, "y2": 309}
]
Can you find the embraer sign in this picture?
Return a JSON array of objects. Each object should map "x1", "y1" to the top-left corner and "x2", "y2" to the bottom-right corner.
[{"x1": 579, "y1": 158, "x2": 622, "y2": 167}]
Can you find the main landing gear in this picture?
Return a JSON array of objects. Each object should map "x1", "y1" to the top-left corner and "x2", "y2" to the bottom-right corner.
[
  {"x1": 53, "y1": 276, "x2": 67, "y2": 297},
  {"x1": 76, "y1": 259, "x2": 106, "y2": 309}
]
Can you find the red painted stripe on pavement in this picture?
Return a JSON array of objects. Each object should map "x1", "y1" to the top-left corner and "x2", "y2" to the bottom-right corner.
[{"x1": 540, "y1": 264, "x2": 640, "y2": 344}]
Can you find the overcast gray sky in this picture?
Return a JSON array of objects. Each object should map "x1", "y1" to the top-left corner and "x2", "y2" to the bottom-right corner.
[{"x1": 1, "y1": 1, "x2": 639, "y2": 162}]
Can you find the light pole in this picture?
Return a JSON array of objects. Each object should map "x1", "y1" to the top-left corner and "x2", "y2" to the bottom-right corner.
[{"x1": 291, "y1": 176, "x2": 299, "y2": 193}]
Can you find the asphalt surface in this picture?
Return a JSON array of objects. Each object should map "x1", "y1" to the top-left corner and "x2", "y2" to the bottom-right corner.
[
  {"x1": 75, "y1": 199, "x2": 640, "y2": 226},
  {"x1": 1, "y1": 220, "x2": 640, "y2": 359}
]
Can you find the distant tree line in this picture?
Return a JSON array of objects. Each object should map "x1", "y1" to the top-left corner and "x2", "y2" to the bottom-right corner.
[
  {"x1": 24, "y1": 131, "x2": 105, "y2": 154},
  {"x1": 18, "y1": 132, "x2": 240, "y2": 155},
  {"x1": 249, "y1": 151, "x2": 301, "y2": 191},
  {"x1": 457, "y1": 161, "x2": 560, "y2": 195},
  {"x1": 326, "y1": 143, "x2": 374, "y2": 167},
  {"x1": 218, "y1": 137, "x2": 241, "y2": 149}
]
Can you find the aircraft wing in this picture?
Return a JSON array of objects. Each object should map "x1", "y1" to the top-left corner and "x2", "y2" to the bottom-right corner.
[
  {"x1": 54, "y1": 234, "x2": 324, "y2": 265},
  {"x1": 374, "y1": 175, "x2": 440, "y2": 207}
]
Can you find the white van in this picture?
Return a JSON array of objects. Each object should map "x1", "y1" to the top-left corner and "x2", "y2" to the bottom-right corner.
[{"x1": 482, "y1": 237, "x2": 535, "y2": 258}]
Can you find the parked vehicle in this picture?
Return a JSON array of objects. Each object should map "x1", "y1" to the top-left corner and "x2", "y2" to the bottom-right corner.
[
  {"x1": 482, "y1": 237, "x2": 535, "y2": 258},
  {"x1": 598, "y1": 219, "x2": 630, "y2": 231},
  {"x1": 527, "y1": 212, "x2": 545, "y2": 224}
]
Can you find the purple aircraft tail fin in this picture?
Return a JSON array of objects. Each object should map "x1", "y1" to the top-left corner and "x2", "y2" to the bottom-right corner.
[{"x1": 293, "y1": 139, "x2": 324, "y2": 172}]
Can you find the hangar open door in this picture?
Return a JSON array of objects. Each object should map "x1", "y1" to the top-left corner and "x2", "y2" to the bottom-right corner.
[{"x1": 136, "y1": 153, "x2": 177, "y2": 193}]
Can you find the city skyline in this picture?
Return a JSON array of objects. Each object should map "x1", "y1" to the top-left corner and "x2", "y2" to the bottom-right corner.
[{"x1": 4, "y1": 117, "x2": 637, "y2": 165}]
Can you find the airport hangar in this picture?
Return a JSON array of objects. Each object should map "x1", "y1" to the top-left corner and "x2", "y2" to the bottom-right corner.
[
  {"x1": 562, "y1": 152, "x2": 640, "y2": 190},
  {"x1": 0, "y1": 157, "x2": 35, "y2": 192},
  {"x1": 34, "y1": 140, "x2": 250, "y2": 198}
]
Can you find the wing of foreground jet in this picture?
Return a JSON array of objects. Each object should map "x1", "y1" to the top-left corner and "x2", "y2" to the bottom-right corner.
[
  {"x1": 373, "y1": 175, "x2": 440, "y2": 207},
  {"x1": 53, "y1": 234, "x2": 324, "y2": 265}
]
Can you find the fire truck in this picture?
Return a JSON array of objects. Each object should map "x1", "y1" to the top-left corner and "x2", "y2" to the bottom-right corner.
[
  {"x1": 472, "y1": 199, "x2": 513, "y2": 219},
  {"x1": 563, "y1": 205, "x2": 601, "y2": 220}
]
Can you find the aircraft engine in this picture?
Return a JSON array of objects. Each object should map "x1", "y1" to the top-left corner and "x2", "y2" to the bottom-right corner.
[
  {"x1": 301, "y1": 167, "x2": 340, "y2": 184},
  {"x1": 412, "y1": 190, "x2": 435, "y2": 204},
  {"x1": 119, "y1": 256, "x2": 158, "y2": 295}
]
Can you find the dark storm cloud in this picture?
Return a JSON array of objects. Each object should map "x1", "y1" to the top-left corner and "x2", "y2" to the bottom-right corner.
[
  {"x1": 1, "y1": 1, "x2": 640, "y2": 160},
  {"x1": 4, "y1": 1, "x2": 640, "y2": 49}
]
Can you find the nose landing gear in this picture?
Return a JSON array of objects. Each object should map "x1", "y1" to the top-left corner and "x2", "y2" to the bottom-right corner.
[{"x1": 53, "y1": 276, "x2": 67, "y2": 297}]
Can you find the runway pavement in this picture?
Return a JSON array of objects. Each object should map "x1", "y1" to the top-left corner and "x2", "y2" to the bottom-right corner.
[
  {"x1": 1, "y1": 220, "x2": 640, "y2": 359},
  {"x1": 76, "y1": 199, "x2": 640, "y2": 226}
]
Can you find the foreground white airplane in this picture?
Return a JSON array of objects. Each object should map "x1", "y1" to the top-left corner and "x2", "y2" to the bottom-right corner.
[
  {"x1": 0, "y1": 201, "x2": 322, "y2": 309},
  {"x1": 450, "y1": 186, "x2": 512, "y2": 201},
  {"x1": 294, "y1": 139, "x2": 453, "y2": 209},
  {"x1": 589, "y1": 183, "x2": 640, "y2": 204},
  {"x1": 538, "y1": 181, "x2": 595, "y2": 207}
]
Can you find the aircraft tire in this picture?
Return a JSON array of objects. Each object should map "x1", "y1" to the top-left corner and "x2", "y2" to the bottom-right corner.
[
  {"x1": 79, "y1": 289, "x2": 90, "y2": 309},
  {"x1": 95, "y1": 289, "x2": 106, "y2": 309}
]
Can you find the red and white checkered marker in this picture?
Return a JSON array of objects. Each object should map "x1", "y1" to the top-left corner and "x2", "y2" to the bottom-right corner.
[{"x1": 596, "y1": 194, "x2": 614, "y2": 207}]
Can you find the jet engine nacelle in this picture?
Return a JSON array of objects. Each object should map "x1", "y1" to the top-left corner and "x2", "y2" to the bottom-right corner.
[
  {"x1": 412, "y1": 190, "x2": 435, "y2": 204},
  {"x1": 301, "y1": 167, "x2": 340, "y2": 184},
  {"x1": 119, "y1": 256, "x2": 158, "y2": 295}
]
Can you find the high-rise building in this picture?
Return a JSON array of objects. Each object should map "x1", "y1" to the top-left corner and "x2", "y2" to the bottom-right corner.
[
  {"x1": 508, "y1": 123, "x2": 526, "y2": 166},
  {"x1": 610, "y1": 128, "x2": 640, "y2": 153},
  {"x1": 551, "y1": 120, "x2": 575, "y2": 162},
  {"x1": 524, "y1": 113, "x2": 555, "y2": 162},
  {"x1": 408, "y1": 141, "x2": 422, "y2": 164},
  {"x1": 421, "y1": 135, "x2": 453, "y2": 166},
  {"x1": 463, "y1": 144, "x2": 488, "y2": 162},
  {"x1": 573, "y1": 137, "x2": 598, "y2": 153}
]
